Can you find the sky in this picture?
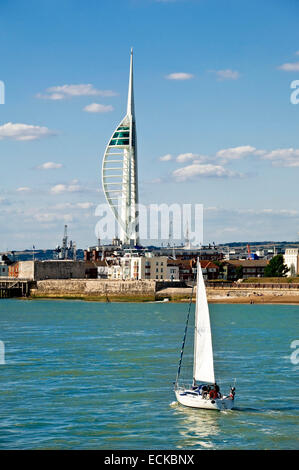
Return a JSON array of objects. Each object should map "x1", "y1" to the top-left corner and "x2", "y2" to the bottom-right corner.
[{"x1": 0, "y1": 0, "x2": 299, "y2": 250}]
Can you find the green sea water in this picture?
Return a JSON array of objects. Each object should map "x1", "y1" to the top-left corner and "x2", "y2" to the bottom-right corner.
[{"x1": 0, "y1": 299, "x2": 298, "y2": 450}]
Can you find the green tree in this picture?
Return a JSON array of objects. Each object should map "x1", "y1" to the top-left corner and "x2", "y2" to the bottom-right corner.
[
  {"x1": 214, "y1": 260, "x2": 224, "y2": 273},
  {"x1": 264, "y1": 254, "x2": 289, "y2": 277},
  {"x1": 235, "y1": 265, "x2": 243, "y2": 280}
]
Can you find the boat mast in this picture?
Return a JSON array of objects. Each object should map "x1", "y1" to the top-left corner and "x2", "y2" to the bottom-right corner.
[{"x1": 192, "y1": 258, "x2": 200, "y2": 386}]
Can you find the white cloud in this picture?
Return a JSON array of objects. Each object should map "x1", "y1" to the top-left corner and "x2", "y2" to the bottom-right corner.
[
  {"x1": 278, "y1": 62, "x2": 299, "y2": 71},
  {"x1": 262, "y1": 148, "x2": 299, "y2": 167},
  {"x1": 83, "y1": 103, "x2": 114, "y2": 113},
  {"x1": 17, "y1": 187, "x2": 31, "y2": 192},
  {"x1": 215, "y1": 69, "x2": 240, "y2": 80},
  {"x1": 52, "y1": 201, "x2": 94, "y2": 210},
  {"x1": 50, "y1": 183, "x2": 84, "y2": 194},
  {"x1": 76, "y1": 202, "x2": 94, "y2": 209},
  {"x1": 172, "y1": 163, "x2": 241, "y2": 181},
  {"x1": 159, "y1": 152, "x2": 207, "y2": 163},
  {"x1": 216, "y1": 145, "x2": 264, "y2": 162},
  {"x1": 204, "y1": 206, "x2": 299, "y2": 219},
  {"x1": 34, "y1": 212, "x2": 73, "y2": 223},
  {"x1": 165, "y1": 73, "x2": 194, "y2": 80},
  {"x1": 37, "y1": 84, "x2": 117, "y2": 100},
  {"x1": 50, "y1": 185, "x2": 67, "y2": 194},
  {"x1": 159, "y1": 154, "x2": 172, "y2": 161},
  {"x1": 37, "y1": 162, "x2": 63, "y2": 170},
  {"x1": 0, "y1": 122, "x2": 56, "y2": 141},
  {"x1": 176, "y1": 152, "x2": 204, "y2": 163}
]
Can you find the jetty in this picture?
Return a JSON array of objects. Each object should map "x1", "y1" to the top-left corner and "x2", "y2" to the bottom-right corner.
[{"x1": 0, "y1": 278, "x2": 33, "y2": 298}]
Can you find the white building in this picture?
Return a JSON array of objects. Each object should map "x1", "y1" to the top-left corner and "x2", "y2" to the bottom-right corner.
[
  {"x1": 167, "y1": 264, "x2": 180, "y2": 281},
  {"x1": 108, "y1": 263, "x2": 123, "y2": 280},
  {"x1": 284, "y1": 248, "x2": 299, "y2": 276},
  {"x1": 106, "y1": 254, "x2": 172, "y2": 280},
  {"x1": 0, "y1": 257, "x2": 8, "y2": 277}
]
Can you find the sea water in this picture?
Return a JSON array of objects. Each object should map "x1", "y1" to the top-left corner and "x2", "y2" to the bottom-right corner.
[{"x1": 0, "y1": 299, "x2": 298, "y2": 450}]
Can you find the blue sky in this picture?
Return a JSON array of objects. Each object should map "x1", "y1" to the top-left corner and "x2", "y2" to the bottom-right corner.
[{"x1": 1, "y1": 0, "x2": 299, "y2": 250}]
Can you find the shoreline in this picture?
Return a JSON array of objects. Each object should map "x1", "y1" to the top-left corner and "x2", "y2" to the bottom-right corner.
[
  {"x1": 18, "y1": 293, "x2": 299, "y2": 304},
  {"x1": 3, "y1": 279, "x2": 299, "y2": 305}
]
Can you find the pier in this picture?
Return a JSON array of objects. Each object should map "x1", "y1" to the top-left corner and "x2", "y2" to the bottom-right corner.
[{"x1": 0, "y1": 278, "x2": 32, "y2": 298}]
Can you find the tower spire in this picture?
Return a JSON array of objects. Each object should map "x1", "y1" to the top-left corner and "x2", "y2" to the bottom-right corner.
[{"x1": 127, "y1": 48, "x2": 135, "y2": 118}]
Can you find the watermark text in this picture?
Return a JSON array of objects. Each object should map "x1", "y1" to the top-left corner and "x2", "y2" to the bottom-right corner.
[
  {"x1": 0, "y1": 80, "x2": 5, "y2": 104},
  {"x1": 290, "y1": 80, "x2": 299, "y2": 104},
  {"x1": 290, "y1": 340, "x2": 299, "y2": 365},
  {"x1": 95, "y1": 202, "x2": 204, "y2": 245},
  {"x1": 0, "y1": 341, "x2": 5, "y2": 365}
]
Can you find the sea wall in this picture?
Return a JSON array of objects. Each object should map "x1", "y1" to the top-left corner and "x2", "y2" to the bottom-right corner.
[
  {"x1": 31, "y1": 279, "x2": 157, "y2": 301},
  {"x1": 207, "y1": 286, "x2": 299, "y2": 303},
  {"x1": 156, "y1": 286, "x2": 299, "y2": 303},
  {"x1": 30, "y1": 279, "x2": 299, "y2": 303}
]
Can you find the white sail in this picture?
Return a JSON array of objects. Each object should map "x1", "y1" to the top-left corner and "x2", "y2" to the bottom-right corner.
[{"x1": 193, "y1": 260, "x2": 215, "y2": 384}]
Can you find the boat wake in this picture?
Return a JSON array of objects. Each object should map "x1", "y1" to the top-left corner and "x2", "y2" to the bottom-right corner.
[{"x1": 169, "y1": 401, "x2": 178, "y2": 408}]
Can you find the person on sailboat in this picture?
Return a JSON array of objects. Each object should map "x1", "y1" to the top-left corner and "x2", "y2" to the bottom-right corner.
[
  {"x1": 229, "y1": 387, "x2": 236, "y2": 399},
  {"x1": 214, "y1": 382, "x2": 220, "y2": 398},
  {"x1": 191, "y1": 380, "x2": 199, "y2": 391},
  {"x1": 209, "y1": 387, "x2": 218, "y2": 400}
]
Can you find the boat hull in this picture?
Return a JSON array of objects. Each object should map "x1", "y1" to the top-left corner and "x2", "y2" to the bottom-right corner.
[{"x1": 175, "y1": 390, "x2": 234, "y2": 411}]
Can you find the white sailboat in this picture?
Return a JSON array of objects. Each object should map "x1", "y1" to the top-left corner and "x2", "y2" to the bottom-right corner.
[{"x1": 174, "y1": 259, "x2": 235, "y2": 411}]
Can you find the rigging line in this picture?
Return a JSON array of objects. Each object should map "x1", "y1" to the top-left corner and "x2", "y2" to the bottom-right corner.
[{"x1": 174, "y1": 266, "x2": 197, "y2": 389}]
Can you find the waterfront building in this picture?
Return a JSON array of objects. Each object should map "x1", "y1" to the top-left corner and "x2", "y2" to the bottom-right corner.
[
  {"x1": 284, "y1": 248, "x2": 299, "y2": 276},
  {"x1": 102, "y1": 49, "x2": 139, "y2": 246},
  {"x1": 200, "y1": 260, "x2": 219, "y2": 280},
  {"x1": 222, "y1": 259, "x2": 269, "y2": 280},
  {"x1": 103, "y1": 253, "x2": 172, "y2": 281},
  {"x1": 0, "y1": 256, "x2": 8, "y2": 277},
  {"x1": 166, "y1": 263, "x2": 180, "y2": 281},
  {"x1": 8, "y1": 260, "x2": 87, "y2": 280},
  {"x1": 119, "y1": 254, "x2": 169, "y2": 281}
]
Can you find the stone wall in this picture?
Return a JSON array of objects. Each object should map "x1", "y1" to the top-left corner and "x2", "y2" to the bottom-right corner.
[
  {"x1": 156, "y1": 285, "x2": 299, "y2": 303},
  {"x1": 32, "y1": 279, "x2": 157, "y2": 300},
  {"x1": 30, "y1": 279, "x2": 299, "y2": 303},
  {"x1": 207, "y1": 286, "x2": 299, "y2": 301}
]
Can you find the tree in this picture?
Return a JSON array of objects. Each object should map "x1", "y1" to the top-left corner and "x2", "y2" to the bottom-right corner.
[
  {"x1": 235, "y1": 265, "x2": 243, "y2": 280},
  {"x1": 264, "y1": 254, "x2": 289, "y2": 277},
  {"x1": 214, "y1": 260, "x2": 224, "y2": 273}
]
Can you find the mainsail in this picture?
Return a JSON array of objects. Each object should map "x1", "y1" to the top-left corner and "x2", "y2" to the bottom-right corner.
[{"x1": 193, "y1": 261, "x2": 215, "y2": 384}]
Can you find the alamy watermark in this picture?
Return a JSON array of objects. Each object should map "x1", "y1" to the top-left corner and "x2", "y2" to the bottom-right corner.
[
  {"x1": 290, "y1": 80, "x2": 299, "y2": 105},
  {"x1": 0, "y1": 80, "x2": 5, "y2": 104},
  {"x1": 0, "y1": 341, "x2": 5, "y2": 365},
  {"x1": 290, "y1": 340, "x2": 299, "y2": 365},
  {"x1": 95, "y1": 202, "x2": 204, "y2": 245}
]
